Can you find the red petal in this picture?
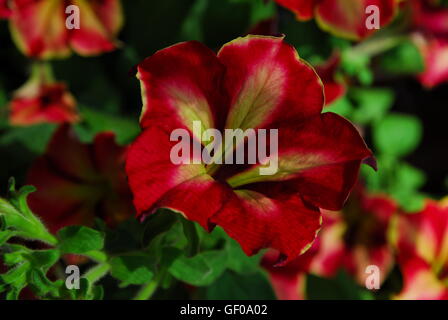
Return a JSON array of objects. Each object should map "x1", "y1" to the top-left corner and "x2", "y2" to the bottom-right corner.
[
  {"x1": 69, "y1": 0, "x2": 122, "y2": 56},
  {"x1": 274, "y1": 0, "x2": 316, "y2": 20},
  {"x1": 137, "y1": 41, "x2": 227, "y2": 134},
  {"x1": 395, "y1": 255, "x2": 448, "y2": 300},
  {"x1": 125, "y1": 124, "x2": 211, "y2": 219},
  {"x1": 314, "y1": 54, "x2": 346, "y2": 106},
  {"x1": 415, "y1": 36, "x2": 448, "y2": 88},
  {"x1": 9, "y1": 0, "x2": 70, "y2": 58},
  {"x1": 393, "y1": 200, "x2": 448, "y2": 299},
  {"x1": 211, "y1": 190, "x2": 321, "y2": 265},
  {"x1": 315, "y1": 0, "x2": 397, "y2": 40},
  {"x1": 412, "y1": 0, "x2": 448, "y2": 37},
  {"x1": 218, "y1": 35, "x2": 324, "y2": 130},
  {"x1": 226, "y1": 113, "x2": 373, "y2": 211}
]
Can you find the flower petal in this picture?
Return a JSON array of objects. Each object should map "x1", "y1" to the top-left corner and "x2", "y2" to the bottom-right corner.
[
  {"x1": 9, "y1": 0, "x2": 70, "y2": 58},
  {"x1": 314, "y1": 53, "x2": 346, "y2": 106},
  {"x1": 395, "y1": 200, "x2": 448, "y2": 273},
  {"x1": 412, "y1": 0, "x2": 448, "y2": 37},
  {"x1": 261, "y1": 250, "x2": 313, "y2": 300},
  {"x1": 125, "y1": 124, "x2": 214, "y2": 221},
  {"x1": 308, "y1": 211, "x2": 346, "y2": 276},
  {"x1": 137, "y1": 41, "x2": 227, "y2": 137},
  {"x1": 9, "y1": 83, "x2": 79, "y2": 126},
  {"x1": 69, "y1": 0, "x2": 122, "y2": 56},
  {"x1": 274, "y1": 0, "x2": 316, "y2": 20},
  {"x1": 218, "y1": 35, "x2": 324, "y2": 130},
  {"x1": 226, "y1": 112, "x2": 374, "y2": 211},
  {"x1": 415, "y1": 36, "x2": 448, "y2": 88},
  {"x1": 395, "y1": 255, "x2": 448, "y2": 300},
  {"x1": 315, "y1": 0, "x2": 397, "y2": 40},
  {"x1": 210, "y1": 190, "x2": 322, "y2": 265}
]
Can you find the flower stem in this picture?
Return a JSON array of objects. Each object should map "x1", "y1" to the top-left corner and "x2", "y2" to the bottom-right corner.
[
  {"x1": 348, "y1": 35, "x2": 408, "y2": 58},
  {"x1": 134, "y1": 278, "x2": 158, "y2": 300},
  {"x1": 84, "y1": 250, "x2": 108, "y2": 263},
  {"x1": 83, "y1": 262, "x2": 110, "y2": 285}
]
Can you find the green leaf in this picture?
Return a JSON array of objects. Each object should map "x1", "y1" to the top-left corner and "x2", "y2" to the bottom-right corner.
[
  {"x1": 226, "y1": 239, "x2": 262, "y2": 275},
  {"x1": 74, "y1": 108, "x2": 140, "y2": 145},
  {"x1": 169, "y1": 250, "x2": 228, "y2": 286},
  {"x1": 391, "y1": 191, "x2": 425, "y2": 212},
  {"x1": 179, "y1": 0, "x2": 208, "y2": 41},
  {"x1": 0, "y1": 179, "x2": 56, "y2": 245},
  {"x1": 380, "y1": 40, "x2": 425, "y2": 74},
  {"x1": 306, "y1": 270, "x2": 374, "y2": 300},
  {"x1": 141, "y1": 210, "x2": 179, "y2": 248},
  {"x1": 0, "y1": 262, "x2": 30, "y2": 285},
  {"x1": 395, "y1": 163, "x2": 426, "y2": 191},
  {"x1": 0, "y1": 124, "x2": 57, "y2": 154},
  {"x1": 26, "y1": 249, "x2": 60, "y2": 271},
  {"x1": 351, "y1": 88, "x2": 394, "y2": 124},
  {"x1": 89, "y1": 285, "x2": 104, "y2": 300},
  {"x1": 373, "y1": 113, "x2": 423, "y2": 157},
  {"x1": 76, "y1": 278, "x2": 90, "y2": 300},
  {"x1": 27, "y1": 268, "x2": 61, "y2": 297},
  {"x1": 0, "y1": 230, "x2": 16, "y2": 246},
  {"x1": 58, "y1": 226, "x2": 104, "y2": 254},
  {"x1": 110, "y1": 254, "x2": 155, "y2": 287},
  {"x1": 206, "y1": 271, "x2": 275, "y2": 300},
  {"x1": 181, "y1": 219, "x2": 200, "y2": 257},
  {"x1": 326, "y1": 96, "x2": 354, "y2": 117},
  {"x1": 3, "y1": 245, "x2": 30, "y2": 266}
]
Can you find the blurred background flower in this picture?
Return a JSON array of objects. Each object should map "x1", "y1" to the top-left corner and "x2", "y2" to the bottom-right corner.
[
  {"x1": 9, "y1": 63, "x2": 78, "y2": 126},
  {"x1": 26, "y1": 125, "x2": 134, "y2": 233},
  {"x1": 6, "y1": 0, "x2": 123, "y2": 59}
]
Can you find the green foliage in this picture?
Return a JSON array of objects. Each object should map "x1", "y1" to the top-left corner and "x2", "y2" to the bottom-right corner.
[
  {"x1": 110, "y1": 255, "x2": 155, "y2": 287},
  {"x1": 206, "y1": 271, "x2": 275, "y2": 299},
  {"x1": 57, "y1": 226, "x2": 105, "y2": 254},
  {"x1": 350, "y1": 88, "x2": 394, "y2": 124},
  {"x1": 373, "y1": 113, "x2": 423, "y2": 157},
  {"x1": 306, "y1": 271, "x2": 374, "y2": 300},
  {"x1": 225, "y1": 238, "x2": 262, "y2": 275},
  {"x1": 74, "y1": 108, "x2": 140, "y2": 145},
  {"x1": 0, "y1": 178, "x2": 56, "y2": 244},
  {"x1": 380, "y1": 40, "x2": 425, "y2": 74},
  {"x1": 0, "y1": 124, "x2": 57, "y2": 154},
  {"x1": 169, "y1": 250, "x2": 228, "y2": 286}
]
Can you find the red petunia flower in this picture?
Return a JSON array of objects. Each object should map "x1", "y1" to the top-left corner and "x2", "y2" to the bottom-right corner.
[
  {"x1": 392, "y1": 199, "x2": 448, "y2": 300},
  {"x1": 409, "y1": 0, "x2": 448, "y2": 87},
  {"x1": 411, "y1": 0, "x2": 448, "y2": 37},
  {"x1": 310, "y1": 188, "x2": 396, "y2": 283},
  {"x1": 125, "y1": 35, "x2": 374, "y2": 265},
  {"x1": 26, "y1": 125, "x2": 134, "y2": 233},
  {"x1": 413, "y1": 35, "x2": 448, "y2": 88},
  {"x1": 274, "y1": 0, "x2": 398, "y2": 40},
  {"x1": 8, "y1": 0, "x2": 123, "y2": 59},
  {"x1": 262, "y1": 187, "x2": 396, "y2": 299},
  {"x1": 9, "y1": 64, "x2": 79, "y2": 126}
]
